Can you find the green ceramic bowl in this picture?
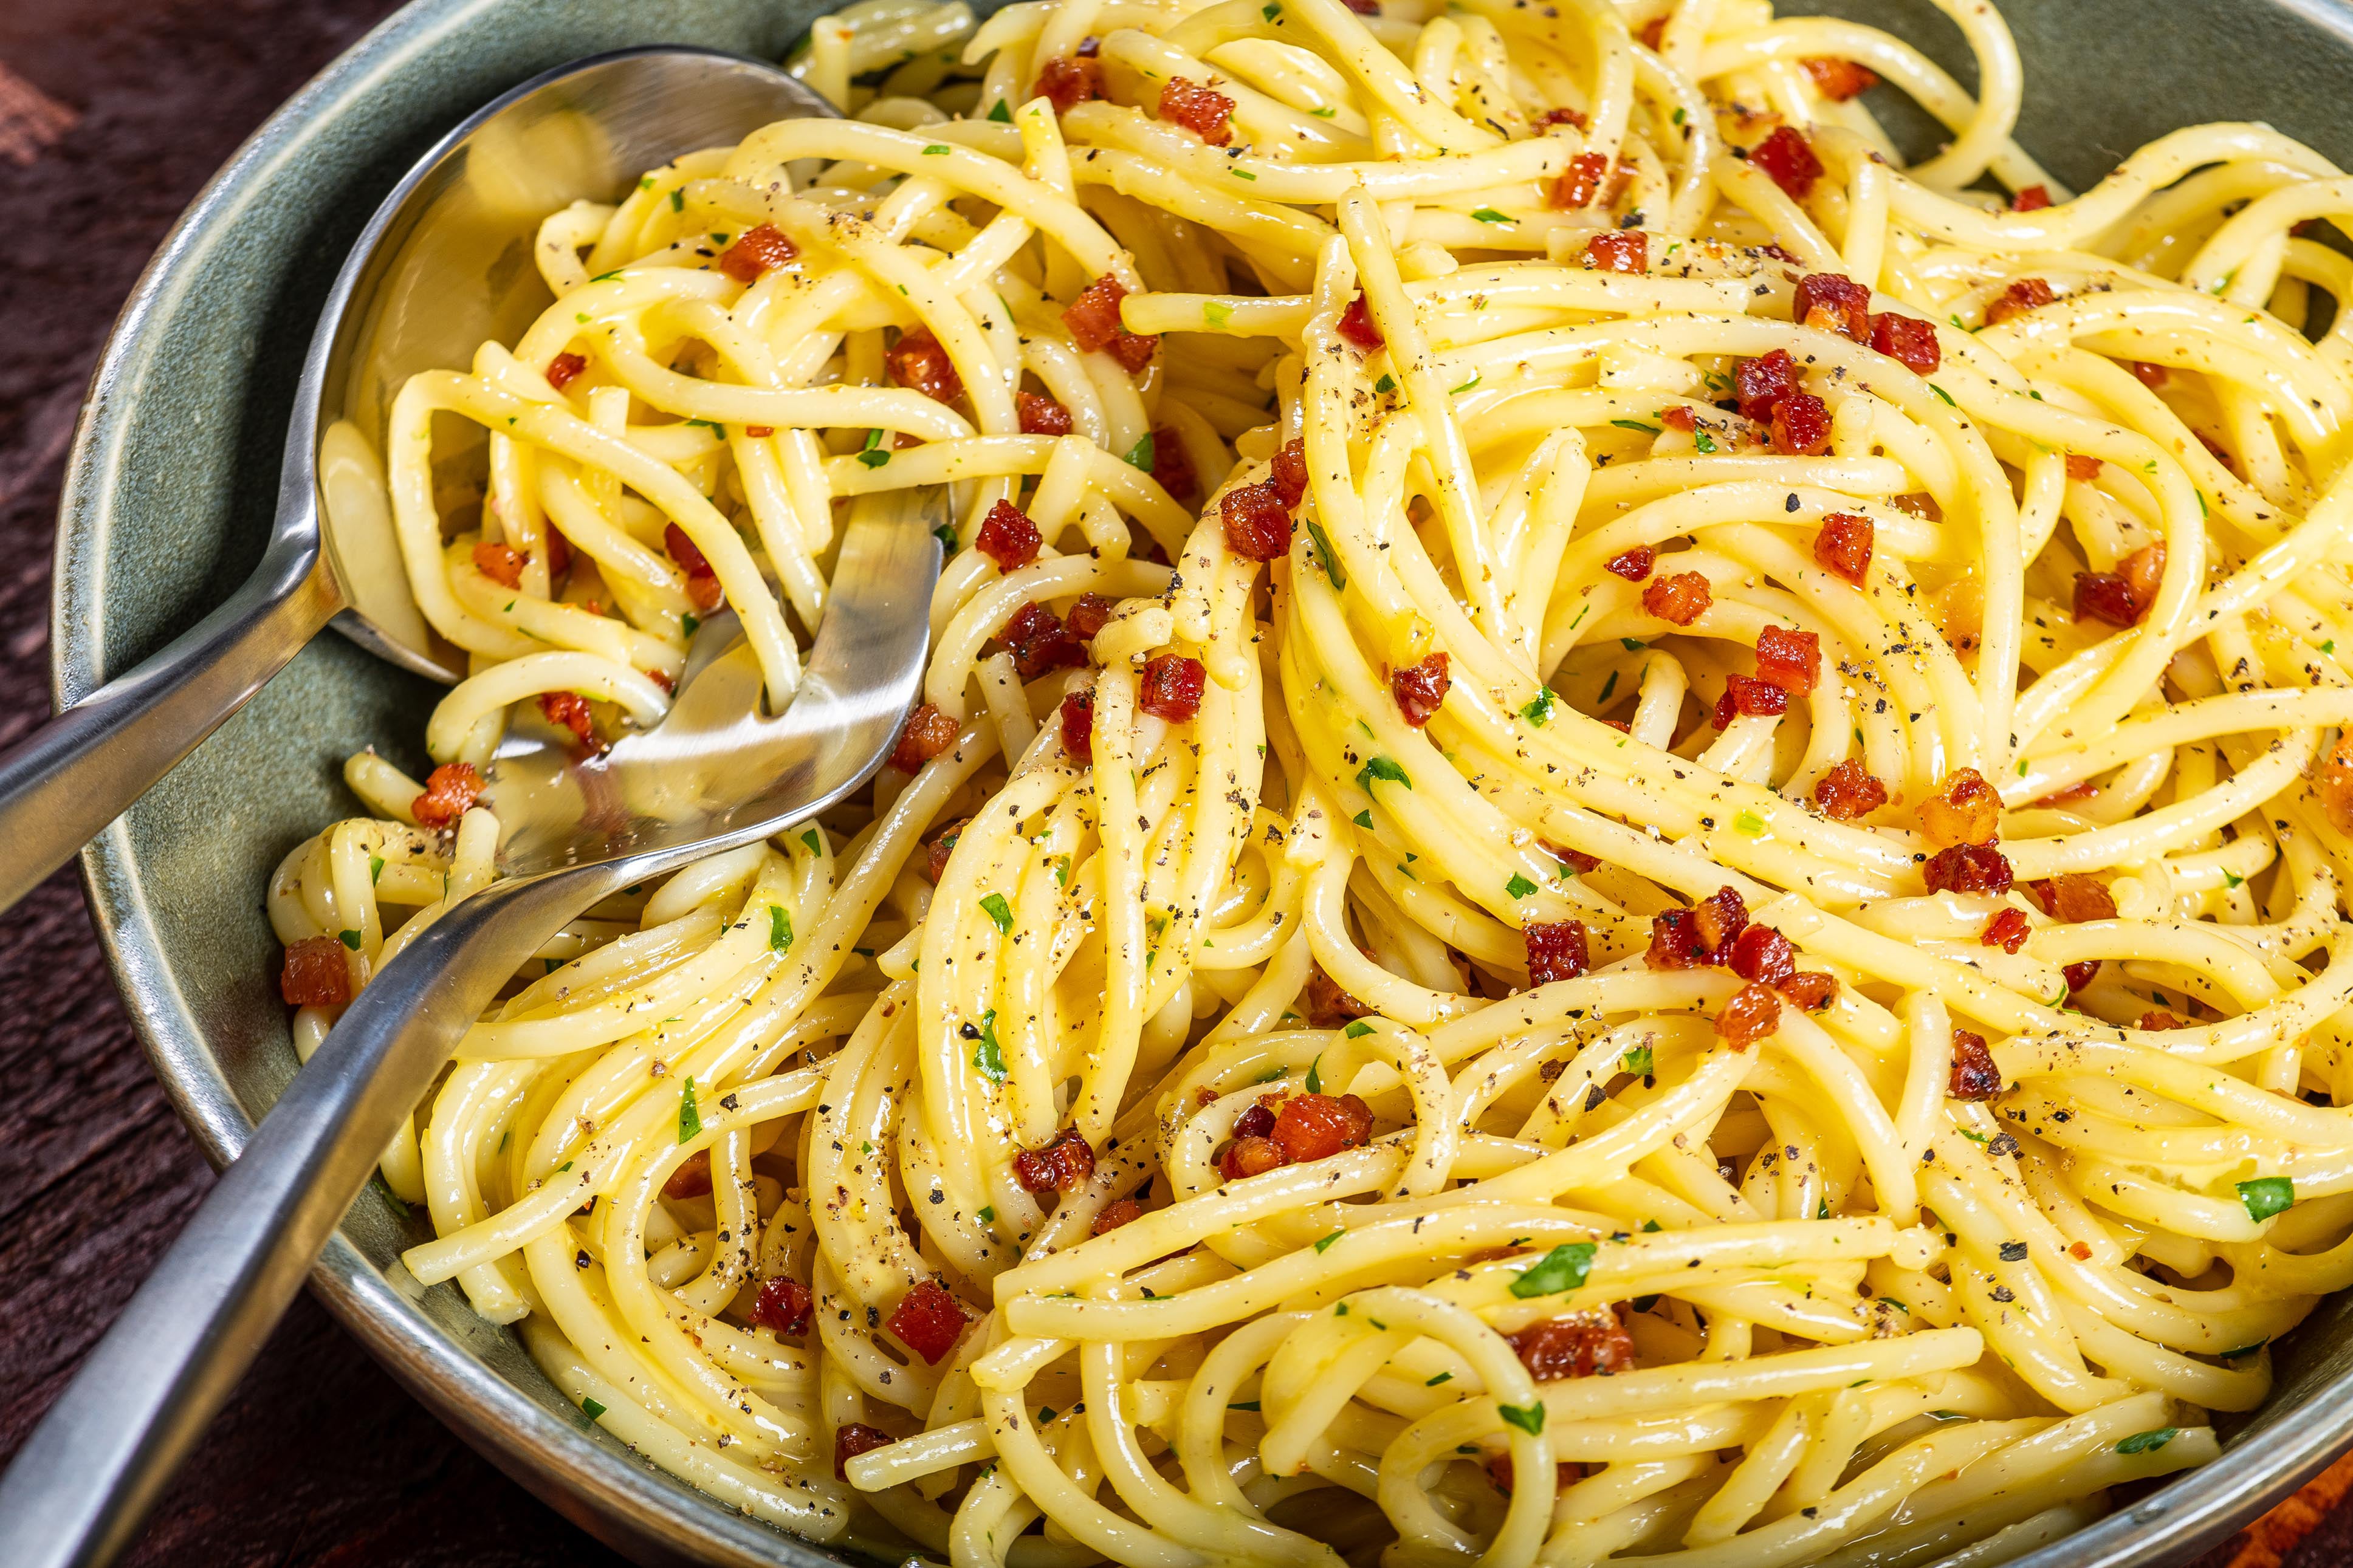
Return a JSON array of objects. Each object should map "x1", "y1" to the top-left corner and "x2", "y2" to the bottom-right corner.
[{"x1": 51, "y1": 1, "x2": 2353, "y2": 1562}]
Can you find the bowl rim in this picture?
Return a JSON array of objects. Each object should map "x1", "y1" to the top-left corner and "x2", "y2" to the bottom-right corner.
[{"x1": 47, "y1": 0, "x2": 2353, "y2": 1563}]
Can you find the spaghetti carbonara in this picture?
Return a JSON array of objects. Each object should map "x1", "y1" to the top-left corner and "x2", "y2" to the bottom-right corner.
[{"x1": 266, "y1": 0, "x2": 2353, "y2": 1560}]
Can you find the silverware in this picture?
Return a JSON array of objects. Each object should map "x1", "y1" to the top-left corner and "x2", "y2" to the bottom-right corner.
[
  {"x1": 0, "y1": 48, "x2": 941, "y2": 1568},
  {"x1": 0, "y1": 44, "x2": 838, "y2": 915}
]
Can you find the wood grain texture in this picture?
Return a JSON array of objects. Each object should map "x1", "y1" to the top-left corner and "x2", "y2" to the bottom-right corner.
[{"x1": 0, "y1": 1, "x2": 2342, "y2": 1564}]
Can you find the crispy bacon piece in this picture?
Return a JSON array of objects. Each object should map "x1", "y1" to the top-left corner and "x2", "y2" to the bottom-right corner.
[
  {"x1": 834, "y1": 1423, "x2": 893, "y2": 1479},
  {"x1": 2063, "y1": 959, "x2": 2100, "y2": 993},
  {"x1": 1921, "y1": 767, "x2": 2000, "y2": 849},
  {"x1": 2131, "y1": 361, "x2": 2170, "y2": 389},
  {"x1": 1062, "y1": 276, "x2": 1157, "y2": 371},
  {"x1": 1717, "y1": 983, "x2": 1782, "y2": 1047},
  {"x1": 545, "y1": 351, "x2": 588, "y2": 391},
  {"x1": 1273, "y1": 1092, "x2": 1375, "y2": 1163},
  {"x1": 2138, "y1": 1010, "x2": 2185, "y2": 1032},
  {"x1": 1770, "y1": 391, "x2": 1832, "y2": 456},
  {"x1": 1305, "y1": 965, "x2": 1372, "y2": 1027},
  {"x1": 1735, "y1": 349, "x2": 1800, "y2": 422},
  {"x1": 1869, "y1": 312, "x2": 1940, "y2": 374},
  {"x1": 1390, "y1": 654, "x2": 1451, "y2": 726},
  {"x1": 1159, "y1": 76, "x2": 1234, "y2": 143},
  {"x1": 998, "y1": 602, "x2": 1087, "y2": 677},
  {"x1": 2011, "y1": 184, "x2": 2052, "y2": 212},
  {"x1": 1812, "y1": 758, "x2": 1887, "y2": 820},
  {"x1": 746, "y1": 425, "x2": 774, "y2": 437},
  {"x1": 1982, "y1": 908, "x2": 2032, "y2": 954},
  {"x1": 1548, "y1": 842, "x2": 1600, "y2": 876},
  {"x1": 1646, "y1": 911, "x2": 1704, "y2": 971},
  {"x1": 1639, "y1": 16, "x2": 1666, "y2": 47},
  {"x1": 1948, "y1": 1030, "x2": 2001, "y2": 1100},
  {"x1": 1270, "y1": 439, "x2": 1310, "y2": 507},
  {"x1": 719, "y1": 224, "x2": 797, "y2": 284},
  {"x1": 412, "y1": 761, "x2": 484, "y2": 829},
  {"x1": 1033, "y1": 55, "x2": 1104, "y2": 111},
  {"x1": 1712, "y1": 674, "x2": 1787, "y2": 728},
  {"x1": 2321, "y1": 733, "x2": 2353, "y2": 831},
  {"x1": 1986, "y1": 276, "x2": 2055, "y2": 326},
  {"x1": 1582, "y1": 230, "x2": 1648, "y2": 275},
  {"x1": 1511, "y1": 1312, "x2": 1637, "y2": 1380},
  {"x1": 1643, "y1": 570, "x2": 1711, "y2": 626},
  {"x1": 751, "y1": 1276, "x2": 813, "y2": 1336},
  {"x1": 1013, "y1": 1126, "x2": 1097, "y2": 1194},
  {"x1": 1059, "y1": 691, "x2": 1093, "y2": 764},
  {"x1": 663, "y1": 1151, "x2": 713, "y2": 1200},
  {"x1": 1660, "y1": 406, "x2": 1696, "y2": 433},
  {"x1": 887, "y1": 326, "x2": 964, "y2": 405},
  {"x1": 890, "y1": 704, "x2": 960, "y2": 774},
  {"x1": 1535, "y1": 106, "x2": 1588, "y2": 131},
  {"x1": 2073, "y1": 570, "x2": 2144, "y2": 628},
  {"x1": 2120, "y1": 542, "x2": 2166, "y2": 606},
  {"x1": 923, "y1": 817, "x2": 967, "y2": 883},
  {"x1": 1550, "y1": 151, "x2": 1613, "y2": 211},
  {"x1": 1794, "y1": 273, "x2": 1870, "y2": 342},
  {"x1": 1691, "y1": 887, "x2": 1748, "y2": 952},
  {"x1": 1065, "y1": 593, "x2": 1115, "y2": 643},
  {"x1": 1337, "y1": 292, "x2": 1384, "y2": 351},
  {"x1": 1606, "y1": 546, "x2": 1657, "y2": 581},
  {"x1": 1923, "y1": 843, "x2": 2014, "y2": 895},
  {"x1": 1802, "y1": 56, "x2": 1879, "y2": 100},
  {"x1": 2064, "y1": 453, "x2": 2102, "y2": 482},
  {"x1": 1219, "y1": 1134, "x2": 1285, "y2": 1180},
  {"x1": 1779, "y1": 971, "x2": 1838, "y2": 1011},
  {"x1": 280, "y1": 935, "x2": 351, "y2": 1008},
  {"x1": 1092, "y1": 1197, "x2": 1146, "y2": 1234},
  {"x1": 539, "y1": 690, "x2": 599, "y2": 751},
  {"x1": 2045, "y1": 872, "x2": 2117, "y2": 923},
  {"x1": 1139, "y1": 654, "x2": 1207, "y2": 721},
  {"x1": 1151, "y1": 425, "x2": 1198, "y2": 502},
  {"x1": 1221, "y1": 479, "x2": 1294, "y2": 562},
  {"x1": 887, "y1": 1279, "x2": 970, "y2": 1364},
  {"x1": 1728, "y1": 923, "x2": 1795, "y2": 987},
  {"x1": 1750, "y1": 126, "x2": 1822, "y2": 199},
  {"x1": 473, "y1": 541, "x2": 526, "y2": 589},
  {"x1": 1016, "y1": 389, "x2": 1074, "y2": 436},
  {"x1": 1754, "y1": 626, "x2": 1821, "y2": 696},
  {"x1": 1815, "y1": 511, "x2": 1874, "y2": 586},
  {"x1": 975, "y1": 499, "x2": 1042, "y2": 571},
  {"x1": 1524, "y1": 920, "x2": 1590, "y2": 984},
  {"x1": 665, "y1": 523, "x2": 724, "y2": 613}
]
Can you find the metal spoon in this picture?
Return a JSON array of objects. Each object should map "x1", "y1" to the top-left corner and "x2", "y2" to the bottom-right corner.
[{"x1": 0, "y1": 44, "x2": 839, "y2": 914}]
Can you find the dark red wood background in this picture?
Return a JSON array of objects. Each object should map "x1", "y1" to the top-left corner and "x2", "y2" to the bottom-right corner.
[{"x1": 0, "y1": 2, "x2": 2346, "y2": 1564}]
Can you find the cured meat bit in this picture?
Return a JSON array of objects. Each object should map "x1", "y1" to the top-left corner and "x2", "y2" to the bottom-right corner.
[
  {"x1": 2137, "y1": 1011, "x2": 2185, "y2": 1031},
  {"x1": 1815, "y1": 512, "x2": 1874, "y2": 586},
  {"x1": 412, "y1": 761, "x2": 484, "y2": 828},
  {"x1": 1510, "y1": 1312, "x2": 1637, "y2": 1380},
  {"x1": 1642, "y1": 570, "x2": 1711, "y2": 626},
  {"x1": 1159, "y1": 76, "x2": 1234, "y2": 144},
  {"x1": 2045, "y1": 872, "x2": 2118, "y2": 923},
  {"x1": 1727, "y1": 924, "x2": 1795, "y2": 987},
  {"x1": 1692, "y1": 886, "x2": 1748, "y2": 952},
  {"x1": 1734, "y1": 349, "x2": 1800, "y2": 422},
  {"x1": 2120, "y1": 542, "x2": 2166, "y2": 606},
  {"x1": 1982, "y1": 908, "x2": 2033, "y2": 954},
  {"x1": 1550, "y1": 151, "x2": 1613, "y2": 211},
  {"x1": 1059, "y1": 691, "x2": 1093, "y2": 765},
  {"x1": 1341, "y1": 0, "x2": 1378, "y2": 15},
  {"x1": 890, "y1": 704, "x2": 961, "y2": 773},
  {"x1": 1920, "y1": 767, "x2": 2000, "y2": 849},
  {"x1": 1016, "y1": 389, "x2": 1074, "y2": 436},
  {"x1": 545, "y1": 352, "x2": 588, "y2": 390},
  {"x1": 2065, "y1": 453, "x2": 2102, "y2": 481},
  {"x1": 1793, "y1": 273, "x2": 1870, "y2": 342},
  {"x1": 1270, "y1": 439, "x2": 1310, "y2": 508},
  {"x1": 1524, "y1": 920, "x2": 1590, "y2": 985},
  {"x1": 1770, "y1": 391, "x2": 1832, "y2": 456},
  {"x1": 663, "y1": 1151, "x2": 713, "y2": 1199},
  {"x1": 1778, "y1": 971, "x2": 1838, "y2": 1011},
  {"x1": 1220, "y1": 1134, "x2": 1286, "y2": 1180},
  {"x1": 834, "y1": 1422, "x2": 893, "y2": 1479},
  {"x1": 538, "y1": 691, "x2": 599, "y2": 751},
  {"x1": 1092, "y1": 1197, "x2": 1144, "y2": 1234},
  {"x1": 887, "y1": 326, "x2": 964, "y2": 405},
  {"x1": 1923, "y1": 843, "x2": 2014, "y2": 895},
  {"x1": 1948, "y1": 1030, "x2": 2001, "y2": 1100},
  {"x1": 1062, "y1": 276, "x2": 1157, "y2": 371},
  {"x1": 280, "y1": 935, "x2": 352, "y2": 1008},
  {"x1": 1812, "y1": 758, "x2": 1888, "y2": 820},
  {"x1": 998, "y1": 602, "x2": 1087, "y2": 677},
  {"x1": 1272, "y1": 1092, "x2": 1375, "y2": 1162},
  {"x1": 1639, "y1": 16, "x2": 1666, "y2": 47},
  {"x1": 1138, "y1": 654, "x2": 1207, "y2": 722},
  {"x1": 472, "y1": 541, "x2": 526, "y2": 589},
  {"x1": 1712, "y1": 674, "x2": 1787, "y2": 728},
  {"x1": 974, "y1": 499, "x2": 1042, "y2": 571},
  {"x1": 1582, "y1": 230, "x2": 1648, "y2": 275},
  {"x1": 1033, "y1": 55, "x2": 1104, "y2": 111},
  {"x1": 1749, "y1": 126, "x2": 1823, "y2": 199},
  {"x1": 1660, "y1": 406, "x2": 1696, "y2": 433},
  {"x1": 1548, "y1": 842, "x2": 1601, "y2": 875},
  {"x1": 1151, "y1": 426, "x2": 1198, "y2": 502},
  {"x1": 2073, "y1": 570, "x2": 2144, "y2": 628},
  {"x1": 1754, "y1": 626, "x2": 1821, "y2": 696},
  {"x1": 1336, "y1": 293, "x2": 1384, "y2": 352},
  {"x1": 1604, "y1": 546, "x2": 1656, "y2": 581},
  {"x1": 2320, "y1": 734, "x2": 2353, "y2": 831},
  {"x1": 2012, "y1": 184, "x2": 2052, "y2": 212},
  {"x1": 719, "y1": 224, "x2": 797, "y2": 284},
  {"x1": 1012, "y1": 1126, "x2": 1097, "y2": 1194},
  {"x1": 1869, "y1": 312, "x2": 1940, "y2": 374},
  {"x1": 1304, "y1": 965, "x2": 1372, "y2": 1027},
  {"x1": 885, "y1": 1278, "x2": 970, "y2": 1364},
  {"x1": 1390, "y1": 653, "x2": 1451, "y2": 726},
  {"x1": 923, "y1": 817, "x2": 967, "y2": 884},
  {"x1": 746, "y1": 426, "x2": 774, "y2": 437},
  {"x1": 1065, "y1": 593, "x2": 1115, "y2": 643},
  {"x1": 1986, "y1": 276, "x2": 2055, "y2": 326},
  {"x1": 1717, "y1": 983, "x2": 1782, "y2": 1047},
  {"x1": 665, "y1": 524, "x2": 724, "y2": 613},
  {"x1": 1802, "y1": 56, "x2": 1879, "y2": 100},
  {"x1": 1221, "y1": 479, "x2": 1294, "y2": 562},
  {"x1": 750, "y1": 1276, "x2": 812, "y2": 1336},
  {"x1": 2063, "y1": 959, "x2": 2100, "y2": 993}
]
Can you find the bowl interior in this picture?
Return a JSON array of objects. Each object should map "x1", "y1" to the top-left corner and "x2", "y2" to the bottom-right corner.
[{"x1": 55, "y1": 0, "x2": 2353, "y2": 1564}]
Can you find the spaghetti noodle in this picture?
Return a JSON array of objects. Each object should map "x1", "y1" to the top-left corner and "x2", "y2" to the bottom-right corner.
[{"x1": 264, "y1": 0, "x2": 2353, "y2": 1559}]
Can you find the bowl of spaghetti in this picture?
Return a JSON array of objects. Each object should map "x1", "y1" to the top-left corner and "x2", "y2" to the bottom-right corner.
[{"x1": 57, "y1": 0, "x2": 2353, "y2": 1563}]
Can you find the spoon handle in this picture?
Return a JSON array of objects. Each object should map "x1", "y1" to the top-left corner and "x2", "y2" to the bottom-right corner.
[
  {"x1": 0, "y1": 532, "x2": 335, "y2": 915},
  {"x1": 0, "y1": 861, "x2": 619, "y2": 1568}
]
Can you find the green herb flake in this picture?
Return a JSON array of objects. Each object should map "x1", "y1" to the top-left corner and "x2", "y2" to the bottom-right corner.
[
  {"x1": 1734, "y1": 810, "x2": 1767, "y2": 836},
  {"x1": 923, "y1": 143, "x2": 951, "y2": 155},
  {"x1": 1344, "y1": 1020, "x2": 1374, "y2": 1039},
  {"x1": 678, "y1": 1077, "x2": 701, "y2": 1143},
  {"x1": 1621, "y1": 637, "x2": 1646, "y2": 652},
  {"x1": 981, "y1": 892, "x2": 1015, "y2": 933},
  {"x1": 800, "y1": 826, "x2": 823, "y2": 854},
  {"x1": 1928, "y1": 383, "x2": 1956, "y2": 406},
  {"x1": 1356, "y1": 756, "x2": 1411, "y2": 792},
  {"x1": 1520, "y1": 687, "x2": 1555, "y2": 727},
  {"x1": 978, "y1": 1205, "x2": 995, "y2": 1223},
  {"x1": 2117, "y1": 1428, "x2": 2179, "y2": 1454},
  {"x1": 1510, "y1": 1241, "x2": 1598, "y2": 1298},
  {"x1": 582, "y1": 1397, "x2": 608, "y2": 1420},
  {"x1": 1374, "y1": 374, "x2": 1397, "y2": 394},
  {"x1": 681, "y1": 611, "x2": 701, "y2": 639},
  {"x1": 2221, "y1": 1340, "x2": 2266, "y2": 1359},
  {"x1": 769, "y1": 904, "x2": 794, "y2": 953},
  {"x1": 1499, "y1": 1402, "x2": 1546, "y2": 1436},
  {"x1": 858, "y1": 428, "x2": 891, "y2": 469},
  {"x1": 988, "y1": 100, "x2": 1013, "y2": 122},
  {"x1": 1231, "y1": 168, "x2": 1257, "y2": 180},
  {"x1": 1125, "y1": 432, "x2": 1156, "y2": 470},
  {"x1": 1610, "y1": 419, "x2": 1662, "y2": 434},
  {"x1": 1623, "y1": 1045, "x2": 1654, "y2": 1075},
  {"x1": 2224, "y1": 871, "x2": 2245, "y2": 889},
  {"x1": 1305, "y1": 518, "x2": 1347, "y2": 587},
  {"x1": 1450, "y1": 373, "x2": 1481, "y2": 395},
  {"x1": 337, "y1": 929, "x2": 362, "y2": 950},
  {"x1": 974, "y1": 1010, "x2": 1008, "y2": 1081},
  {"x1": 1426, "y1": 1371, "x2": 1453, "y2": 1386},
  {"x1": 1314, "y1": 1229, "x2": 1346, "y2": 1253},
  {"x1": 1352, "y1": 809, "x2": 1374, "y2": 829},
  {"x1": 1694, "y1": 428, "x2": 1717, "y2": 454},
  {"x1": 1505, "y1": 873, "x2": 1539, "y2": 900},
  {"x1": 1305, "y1": 1053, "x2": 1324, "y2": 1093},
  {"x1": 368, "y1": 855, "x2": 385, "y2": 885},
  {"x1": 1470, "y1": 207, "x2": 1510, "y2": 224},
  {"x1": 1228, "y1": 1399, "x2": 1261, "y2": 1410},
  {"x1": 669, "y1": 189, "x2": 685, "y2": 213},
  {"x1": 1204, "y1": 300, "x2": 1234, "y2": 329},
  {"x1": 2238, "y1": 1176, "x2": 2295, "y2": 1221},
  {"x1": 933, "y1": 521, "x2": 960, "y2": 550}
]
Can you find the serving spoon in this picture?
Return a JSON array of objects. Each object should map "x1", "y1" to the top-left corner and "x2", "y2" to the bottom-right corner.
[
  {"x1": 0, "y1": 47, "x2": 942, "y2": 1568},
  {"x1": 0, "y1": 44, "x2": 839, "y2": 915}
]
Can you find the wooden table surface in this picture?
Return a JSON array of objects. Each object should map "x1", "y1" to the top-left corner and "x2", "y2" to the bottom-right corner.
[{"x1": 0, "y1": 2, "x2": 2347, "y2": 1564}]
